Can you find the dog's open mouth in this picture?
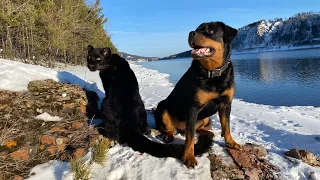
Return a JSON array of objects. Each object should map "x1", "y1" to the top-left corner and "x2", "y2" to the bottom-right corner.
[{"x1": 191, "y1": 45, "x2": 215, "y2": 57}]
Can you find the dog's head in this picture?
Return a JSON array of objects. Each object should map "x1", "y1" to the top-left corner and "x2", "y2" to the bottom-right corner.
[
  {"x1": 87, "y1": 45, "x2": 112, "y2": 72},
  {"x1": 188, "y1": 22, "x2": 237, "y2": 68}
]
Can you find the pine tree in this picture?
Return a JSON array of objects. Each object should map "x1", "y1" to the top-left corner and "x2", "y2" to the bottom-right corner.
[{"x1": 0, "y1": 0, "x2": 118, "y2": 67}]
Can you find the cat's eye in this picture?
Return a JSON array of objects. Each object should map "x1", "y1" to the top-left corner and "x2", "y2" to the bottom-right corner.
[{"x1": 97, "y1": 58, "x2": 101, "y2": 61}]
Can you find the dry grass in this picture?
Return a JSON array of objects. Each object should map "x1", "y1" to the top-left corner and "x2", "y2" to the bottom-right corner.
[
  {"x1": 70, "y1": 158, "x2": 91, "y2": 180},
  {"x1": 91, "y1": 137, "x2": 110, "y2": 166}
]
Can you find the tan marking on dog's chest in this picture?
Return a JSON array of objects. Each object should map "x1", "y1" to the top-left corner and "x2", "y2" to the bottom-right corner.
[
  {"x1": 196, "y1": 86, "x2": 235, "y2": 105},
  {"x1": 196, "y1": 89, "x2": 219, "y2": 105}
]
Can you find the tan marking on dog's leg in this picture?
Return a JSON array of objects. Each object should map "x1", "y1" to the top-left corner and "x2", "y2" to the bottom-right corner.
[
  {"x1": 181, "y1": 135, "x2": 197, "y2": 168},
  {"x1": 162, "y1": 110, "x2": 177, "y2": 143}
]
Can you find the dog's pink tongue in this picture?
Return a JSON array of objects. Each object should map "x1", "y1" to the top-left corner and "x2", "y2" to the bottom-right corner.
[{"x1": 192, "y1": 48, "x2": 209, "y2": 54}]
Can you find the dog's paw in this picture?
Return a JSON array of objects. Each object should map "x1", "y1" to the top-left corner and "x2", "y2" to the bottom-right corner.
[
  {"x1": 227, "y1": 142, "x2": 243, "y2": 150},
  {"x1": 163, "y1": 134, "x2": 174, "y2": 143},
  {"x1": 182, "y1": 155, "x2": 198, "y2": 168}
]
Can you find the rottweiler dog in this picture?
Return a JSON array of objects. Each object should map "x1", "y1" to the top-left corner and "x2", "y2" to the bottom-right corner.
[
  {"x1": 87, "y1": 45, "x2": 213, "y2": 161},
  {"x1": 154, "y1": 21, "x2": 241, "y2": 168}
]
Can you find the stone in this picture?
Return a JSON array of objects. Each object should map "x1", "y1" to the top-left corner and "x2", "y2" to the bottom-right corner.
[
  {"x1": 73, "y1": 148, "x2": 87, "y2": 159},
  {"x1": 47, "y1": 145, "x2": 56, "y2": 155},
  {"x1": 50, "y1": 127, "x2": 65, "y2": 131},
  {"x1": 10, "y1": 149, "x2": 29, "y2": 161},
  {"x1": 3, "y1": 140, "x2": 17, "y2": 148},
  {"x1": 285, "y1": 149, "x2": 320, "y2": 167},
  {"x1": 71, "y1": 121, "x2": 83, "y2": 129},
  {"x1": 13, "y1": 176, "x2": 24, "y2": 180},
  {"x1": 209, "y1": 143, "x2": 279, "y2": 179},
  {"x1": 245, "y1": 168, "x2": 259, "y2": 180},
  {"x1": 41, "y1": 135, "x2": 56, "y2": 145},
  {"x1": 227, "y1": 148, "x2": 252, "y2": 168}
]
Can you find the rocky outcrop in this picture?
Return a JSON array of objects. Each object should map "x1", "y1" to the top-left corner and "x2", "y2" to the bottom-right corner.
[{"x1": 0, "y1": 79, "x2": 100, "y2": 179}]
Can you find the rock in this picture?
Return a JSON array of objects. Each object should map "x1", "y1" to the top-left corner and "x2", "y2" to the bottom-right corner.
[
  {"x1": 73, "y1": 148, "x2": 87, "y2": 159},
  {"x1": 41, "y1": 135, "x2": 56, "y2": 146},
  {"x1": 13, "y1": 175, "x2": 24, "y2": 180},
  {"x1": 47, "y1": 145, "x2": 56, "y2": 155},
  {"x1": 71, "y1": 121, "x2": 83, "y2": 129},
  {"x1": 2, "y1": 140, "x2": 18, "y2": 148},
  {"x1": 285, "y1": 149, "x2": 320, "y2": 167},
  {"x1": 10, "y1": 148, "x2": 30, "y2": 161},
  {"x1": 209, "y1": 143, "x2": 279, "y2": 179},
  {"x1": 244, "y1": 168, "x2": 259, "y2": 180},
  {"x1": 227, "y1": 148, "x2": 252, "y2": 168}
]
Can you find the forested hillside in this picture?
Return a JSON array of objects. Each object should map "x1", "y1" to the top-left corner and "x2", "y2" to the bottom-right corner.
[{"x1": 0, "y1": 0, "x2": 117, "y2": 67}]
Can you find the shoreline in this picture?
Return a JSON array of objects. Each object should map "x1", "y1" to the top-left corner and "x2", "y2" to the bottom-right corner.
[
  {"x1": 233, "y1": 45, "x2": 320, "y2": 55},
  {"x1": 156, "y1": 45, "x2": 320, "y2": 61}
]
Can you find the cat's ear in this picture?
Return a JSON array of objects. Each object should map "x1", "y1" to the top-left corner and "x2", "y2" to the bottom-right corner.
[
  {"x1": 87, "y1": 45, "x2": 94, "y2": 52},
  {"x1": 101, "y1": 47, "x2": 111, "y2": 57}
]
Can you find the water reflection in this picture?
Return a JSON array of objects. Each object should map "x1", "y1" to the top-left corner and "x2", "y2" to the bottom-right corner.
[{"x1": 233, "y1": 57, "x2": 320, "y2": 85}]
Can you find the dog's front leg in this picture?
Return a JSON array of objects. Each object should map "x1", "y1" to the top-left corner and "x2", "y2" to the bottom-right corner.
[
  {"x1": 218, "y1": 102, "x2": 241, "y2": 150},
  {"x1": 181, "y1": 107, "x2": 198, "y2": 168}
]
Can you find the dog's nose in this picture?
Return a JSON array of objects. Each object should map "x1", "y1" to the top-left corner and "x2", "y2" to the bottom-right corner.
[{"x1": 189, "y1": 31, "x2": 196, "y2": 37}]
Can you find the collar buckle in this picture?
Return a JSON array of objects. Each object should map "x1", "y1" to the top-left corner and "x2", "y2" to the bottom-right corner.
[{"x1": 205, "y1": 61, "x2": 229, "y2": 78}]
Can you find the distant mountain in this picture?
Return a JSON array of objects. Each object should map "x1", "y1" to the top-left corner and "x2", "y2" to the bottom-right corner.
[
  {"x1": 159, "y1": 50, "x2": 191, "y2": 60},
  {"x1": 162, "y1": 11, "x2": 320, "y2": 59},
  {"x1": 120, "y1": 52, "x2": 159, "y2": 62},
  {"x1": 232, "y1": 12, "x2": 320, "y2": 52}
]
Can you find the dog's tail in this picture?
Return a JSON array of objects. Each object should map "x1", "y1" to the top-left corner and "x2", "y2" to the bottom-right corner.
[{"x1": 126, "y1": 131, "x2": 213, "y2": 158}]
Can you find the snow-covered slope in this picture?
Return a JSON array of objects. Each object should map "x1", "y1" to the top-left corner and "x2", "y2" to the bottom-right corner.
[
  {"x1": 232, "y1": 12, "x2": 320, "y2": 53},
  {"x1": 1, "y1": 58, "x2": 320, "y2": 180}
]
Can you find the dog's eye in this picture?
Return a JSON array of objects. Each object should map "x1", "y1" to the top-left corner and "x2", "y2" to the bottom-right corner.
[
  {"x1": 207, "y1": 29, "x2": 214, "y2": 34},
  {"x1": 96, "y1": 58, "x2": 101, "y2": 61}
]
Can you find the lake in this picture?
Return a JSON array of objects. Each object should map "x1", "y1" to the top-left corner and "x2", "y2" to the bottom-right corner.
[{"x1": 138, "y1": 48, "x2": 320, "y2": 107}]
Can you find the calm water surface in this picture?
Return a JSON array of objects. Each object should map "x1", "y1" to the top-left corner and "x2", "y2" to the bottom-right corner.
[{"x1": 138, "y1": 48, "x2": 320, "y2": 107}]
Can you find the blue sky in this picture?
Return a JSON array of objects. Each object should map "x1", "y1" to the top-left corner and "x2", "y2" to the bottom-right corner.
[{"x1": 101, "y1": 0, "x2": 320, "y2": 57}]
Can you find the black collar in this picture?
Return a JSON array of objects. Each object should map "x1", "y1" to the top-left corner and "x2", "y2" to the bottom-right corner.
[{"x1": 199, "y1": 61, "x2": 230, "y2": 78}]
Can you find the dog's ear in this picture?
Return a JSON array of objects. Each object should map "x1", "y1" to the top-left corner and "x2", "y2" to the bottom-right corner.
[
  {"x1": 101, "y1": 47, "x2": 111, "y2": 57},
  {"x1": 87, "y1": 45, "x2": 94, "y2": 52},
  {"x1": 217, "y1": 22, "x2": 238, "y2": 43}
]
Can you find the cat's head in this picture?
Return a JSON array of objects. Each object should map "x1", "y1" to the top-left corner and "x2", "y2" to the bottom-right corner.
[{"x1": 87, "y1": 45, "x2": 112, "y2": 71}]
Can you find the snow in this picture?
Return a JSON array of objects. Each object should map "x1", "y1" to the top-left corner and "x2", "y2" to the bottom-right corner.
[
  {"x1": 27, "y1": 161, "x2": 72, "y2": 180},
  {"x1": 1, "y1": 58, "x2": 320, "y2": 180},
  {"x1": 35, "y1": 112, "x2": 63, "y2": 122}
]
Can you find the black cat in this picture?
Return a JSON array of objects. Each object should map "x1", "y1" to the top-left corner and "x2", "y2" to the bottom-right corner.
[{"x1": 87, "y1": 45, "x2": 213, "y2": 160}]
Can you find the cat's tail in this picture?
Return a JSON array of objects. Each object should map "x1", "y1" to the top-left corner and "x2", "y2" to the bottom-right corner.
[{"x1": 126, "y1": 131, "x2": 213, "y2": 159}]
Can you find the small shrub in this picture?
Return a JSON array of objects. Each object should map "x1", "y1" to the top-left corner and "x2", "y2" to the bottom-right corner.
[
  {"x1": 91, "y1": 138, "x2": 110, "y2": 165},
  {"x1": 69, "y1": 158, "x2": 90, "y2": 180}
]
